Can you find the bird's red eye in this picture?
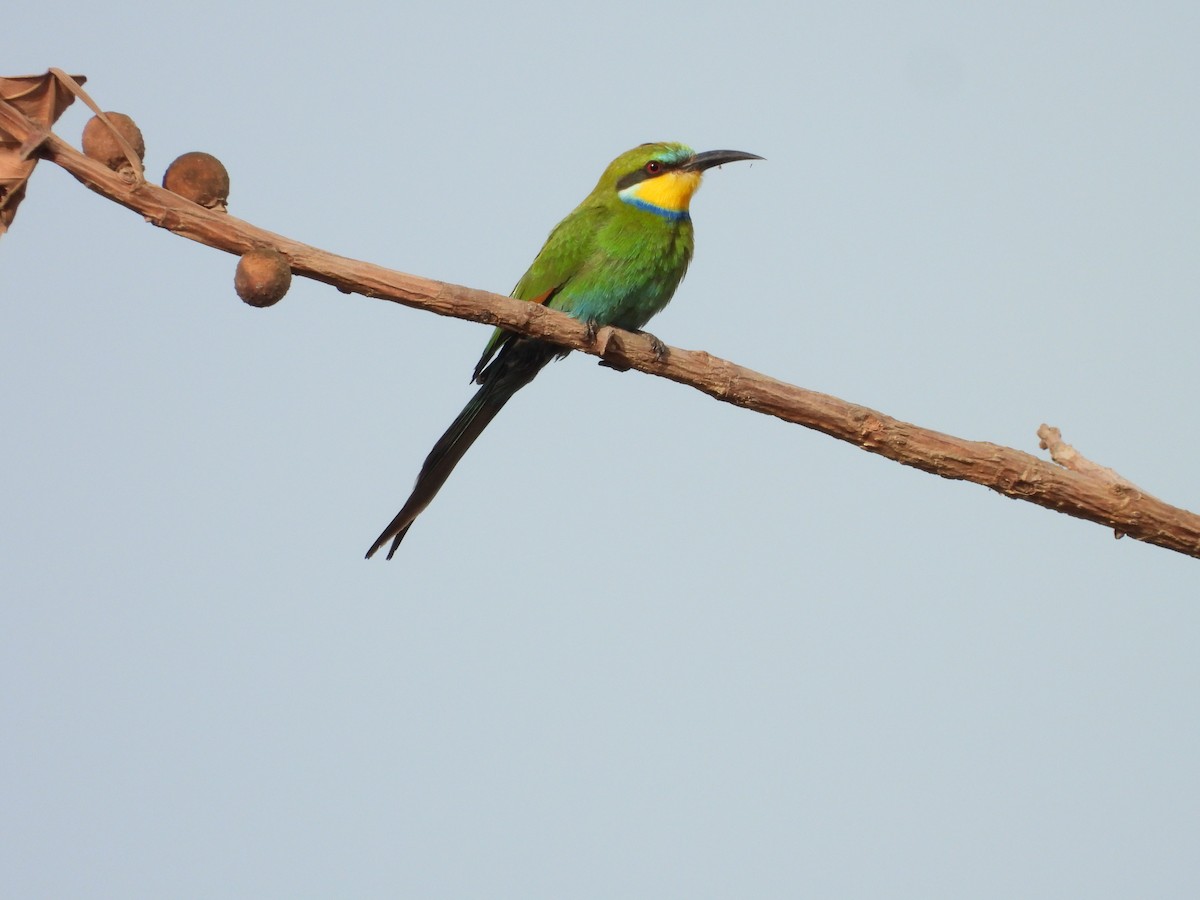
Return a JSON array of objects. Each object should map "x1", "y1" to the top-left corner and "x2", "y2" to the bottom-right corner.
[{"x1": 645, "y1": 160, "x2": 662, "y2": 175}]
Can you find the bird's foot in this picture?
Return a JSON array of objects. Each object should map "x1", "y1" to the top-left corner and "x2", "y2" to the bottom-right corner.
[
  {"x1": 637, "y1": 330, "x2": 669, "y2": 362},
  {"x1": 583, "y1": 319, "x2": 599, "y2": 345}
]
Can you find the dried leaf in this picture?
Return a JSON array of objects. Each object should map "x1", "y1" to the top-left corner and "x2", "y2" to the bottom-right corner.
[{"x1": 0, "y1": 71, "x2": 86, "y2": 233}]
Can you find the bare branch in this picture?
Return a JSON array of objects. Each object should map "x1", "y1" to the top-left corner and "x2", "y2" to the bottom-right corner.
[{"x1": 5, "y1": 89, "x2": 1200, "y2": 560}]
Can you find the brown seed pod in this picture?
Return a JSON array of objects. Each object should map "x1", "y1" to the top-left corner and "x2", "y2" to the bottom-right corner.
[
  {"x1": 235, "y1": 248, "x2": 292, "y2": 308},
  {"x1": 81, "y1": 112, "x2": 145, "y2": 174},
  {"x1": 163, "y1": 151, "x2": 230, "y2": 210}
]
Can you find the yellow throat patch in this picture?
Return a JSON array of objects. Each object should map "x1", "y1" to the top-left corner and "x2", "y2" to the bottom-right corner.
[{"x1": 622, "y1": 169, "x2": 703, "y2": 216}]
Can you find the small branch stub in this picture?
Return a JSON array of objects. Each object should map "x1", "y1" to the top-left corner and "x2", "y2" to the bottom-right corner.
[
  {"x1": 235, "y1": 248, "x2": 291, "y2": 307},
  {"x1": 1037, "y1": 424, "x2": 1150, "y2": 496},
  {"x1": 80, "y1": 112, "x2": 145, "y2": 175},
  {"x1": 163, "y1": 151, "x2": 229, "y2": 210}
]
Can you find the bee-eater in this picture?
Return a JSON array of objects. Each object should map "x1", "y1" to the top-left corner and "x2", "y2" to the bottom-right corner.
[{"x1": 366, "y1": 142, "x2": 761, "y2": 559}]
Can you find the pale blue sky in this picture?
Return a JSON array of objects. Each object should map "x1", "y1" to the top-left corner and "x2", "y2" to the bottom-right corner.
[{"x1": 4, "y1": 2, "x2": 1200, "y2": 896}]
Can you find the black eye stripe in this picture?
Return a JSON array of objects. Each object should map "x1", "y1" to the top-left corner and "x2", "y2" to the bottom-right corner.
[{"x1": 616, "y1": 160, "x2": 676, "y2": 191}]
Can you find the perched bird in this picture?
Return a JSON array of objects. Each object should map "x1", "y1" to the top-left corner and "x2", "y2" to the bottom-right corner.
[{"x1": 366, "y1": 142, "x2": 761, "y2": 559}]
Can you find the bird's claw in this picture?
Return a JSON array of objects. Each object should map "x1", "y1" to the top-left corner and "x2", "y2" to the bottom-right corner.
[
  {"x1": 583, "y1": 320, "x2": 599, "y2": 344},
  {"x1": 639, "y1": 331, "x2": 669, "y2": 362}
]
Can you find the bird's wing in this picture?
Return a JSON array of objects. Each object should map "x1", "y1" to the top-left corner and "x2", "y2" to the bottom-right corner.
[
  {"x1": 471, "y1": 203, "x2": 603, "y2": 382},
  {"x1": 472, "y1": 285, "x2": 559, "y2": 383}
]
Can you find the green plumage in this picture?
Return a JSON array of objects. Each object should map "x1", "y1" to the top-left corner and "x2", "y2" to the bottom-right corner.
[{"x1": 367, "y1": 142, "x2": 760, "y2": 559}]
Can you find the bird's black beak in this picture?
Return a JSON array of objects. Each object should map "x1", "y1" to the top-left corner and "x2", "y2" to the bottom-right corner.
[{"x1": 682, "y1": 149, "x2": 764, "y2": 172}]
